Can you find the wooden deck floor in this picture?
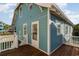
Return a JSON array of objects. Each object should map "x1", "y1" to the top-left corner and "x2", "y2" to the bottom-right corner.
[
  {"x1": 0, "y1": 45, "x2": 47, "y2": 56},
  {"x1": 51, "y1": 44, "x2": 79, "y2": 56},
  {"x1": 0, "y1": 44, "x2": 79, "y2": 56}
]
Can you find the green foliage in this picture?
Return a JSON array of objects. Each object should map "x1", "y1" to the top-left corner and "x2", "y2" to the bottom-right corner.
[
  {"x1": 0, "y1": 23, "x2": 12, "y2": 35},
  {"x1": 4, "y1": 24, "x2": 11, "y2": 30},
  {"x1": 73, "y1": 24, "x2": 79, "y2": 36}
]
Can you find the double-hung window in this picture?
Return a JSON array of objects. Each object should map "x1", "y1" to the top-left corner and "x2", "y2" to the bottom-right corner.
[
  {"x1": 57, "y1": 24, "x2": 61, "y2": 34},
  {"x1": 65, "y1": 25, "x2": 68, "y2": 34},
  {"x1": 23, "y1": 24, "x2": 27, "y2": 36},
  {"x1": 19, "y1": 5, "x2": 22, "y2": 17}
]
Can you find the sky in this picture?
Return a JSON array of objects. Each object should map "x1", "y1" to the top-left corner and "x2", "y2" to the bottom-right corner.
[
  {"x1": 0, "y1": 3, "x2": 79, "y2": 25},
  {"x1": 0, "y1": 3, "x2": 16, "y2": 25},
  {"x1": 56, "y1": 3, "x2": 79, "y2": 24}
]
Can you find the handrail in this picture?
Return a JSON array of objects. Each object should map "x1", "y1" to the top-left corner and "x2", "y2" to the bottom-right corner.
[
  {"x1": 66, "y1": 36, "x2": 79, "y2": 47},
  {"x1": 0, "y1": 34, "x2": 18, "y2": 52}
]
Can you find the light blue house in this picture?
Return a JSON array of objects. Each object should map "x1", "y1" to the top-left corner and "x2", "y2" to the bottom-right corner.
[
  {"x1": 0, "y1": 21, "x2": 4, "y2": 32},
  {"x1": 12, "y1": 3, "x2": 73, "y2": 55}
]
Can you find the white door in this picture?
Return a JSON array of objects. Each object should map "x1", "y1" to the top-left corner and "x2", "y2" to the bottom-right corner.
[
  {"x1": 32, "y1": 21, "x2": 39, "y2": 48},
  {"x1": 23, "y1": 24, "x2": 28, "y2": 44}
]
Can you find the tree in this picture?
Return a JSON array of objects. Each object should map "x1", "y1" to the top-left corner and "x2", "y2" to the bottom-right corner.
[
  {"x1": 4, "y1": 24, "x2": 11, "y2": 30},
  {"x1": 73, "y1": 24, "x2": 79, "y2": 36}
]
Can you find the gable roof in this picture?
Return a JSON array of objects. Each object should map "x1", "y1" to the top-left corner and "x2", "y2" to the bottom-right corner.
[{"x1": 12, "y1": 3, "x2": 74, "y2": 26}]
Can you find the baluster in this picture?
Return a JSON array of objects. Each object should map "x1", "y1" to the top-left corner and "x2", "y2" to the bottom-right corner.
[
  {"x1": 5, "y1": 38, "x2": 7, "y2": 50},
  {"x1": 74, "y1": 36, "x2": 75, "y2": 44},
  {"x1": 76, "y1": 37, "x2": 77, "y2": 44},
  {"x1": 2, "y1": 42, "x2": 4, "y2": 50},
  {"x1": 72, "y1": 36, "x2": 73, "y2": 43},
  {"x1": 6, "y1": 42, "x2": 8, "y2": 49},
  {"x1": 0, "y1": 35, "x2": 18, "y2": 52},
  {"x1": 5, "y1": 42, "x2": 6, "y2": 49},
  {"x1": 4, "y1": 42, "x2": 5, "y2": 50},
  {"x1": 73, "y1": 36, "x2": 74, "y2": 43},
  {"x1": 10, "y1": 38, "x2": 11, "y2": 48},
  {"x1": 1, "y1": 43, "x2": 2, "y2": 50},
  {"x1": 73, "y1": 36, "x2": 74, "y2": 44},
  {"x1": 7, "y1": 42, "x2": 9, "y2": 48},
  {"x1": 73, "y1": 36, "x2": 74, "y2": 45},
  {"x1": 10, "y1": 41, "x2": 11, "y2": 48},
  {"x1": 3, "y1": 38, "x2": 5, "y2": 50},
  {"x1": 9, "y1": 41, "x2": 10, "y2": 48},
  {"x1": 11, "y1": 41, "x2": 13, "y2": 48},
  {"x1": 76, "y1": 36, "x2": 78, "y2": 45},
  {"x1": 0, "y1": 43, "x2": 1, "y2": 52},
  {"x1": 78, "y1": 37, "x2": 79, "y2": 44}
]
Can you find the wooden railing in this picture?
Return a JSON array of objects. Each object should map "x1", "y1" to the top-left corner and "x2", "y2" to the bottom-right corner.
[
  {"x1": 65, "y1": 36, "x2": 79, "y2": 47},
  {"x1": 0, "y1": 34, "x2": 18, "y2": 52}
]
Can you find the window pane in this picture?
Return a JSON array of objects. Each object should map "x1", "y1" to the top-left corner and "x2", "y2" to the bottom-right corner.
[
  {"x1": 33, "y1": 24, "x2": 37, "y2": 40},
  {"x1": 23, "y1": 25, "x2": 27, "y2": 35},
  {"x1": 57, "y1": 24, "x2": 61, "y2": 34}
]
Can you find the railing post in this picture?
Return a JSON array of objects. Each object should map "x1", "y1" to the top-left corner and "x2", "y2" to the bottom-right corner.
[
  {"x1": 0, "y1": 42, "x2": 1, "y2": 52},
  {"x1": 14, "y1": 32, "x2": 18, "y2": 48},
  {"x1": 0, "y1": 36, "x2": 1, "y2": 52}
]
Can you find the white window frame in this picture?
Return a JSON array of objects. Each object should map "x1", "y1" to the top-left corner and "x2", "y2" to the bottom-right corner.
[
  {"x1": 23, "y1": 23, "x2": 27, "y2": 36},
  {"x1": 31, "y1": 21, "x2": 39, "y2": 48},
  {"x1": 19, "y1": 5, "x2": 22, "y2": 17},
  {"x1": 65, "y1": 25, "x2": 68, "y2": 34},
  {"x1": 56, "y1": 23, "x2": 61, "y2": 35}
]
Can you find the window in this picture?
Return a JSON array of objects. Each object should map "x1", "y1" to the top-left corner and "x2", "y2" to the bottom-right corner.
[
  {"x1": 57, "y1": 24, "x2": 61, "y2": 34},
  {"x1": 65, "y1": 25, "x2": 68, "y2": 34},
  {"x1": 33, "y1": 24, "x2": 37, "y2": 40},
  {"x1": 23, "y1": 24, "x2": 27, "y2": 36},
  {"x1": 69, "y1": 26, "x2": 72, "y2": 34},
  {"x1": 69, "y1": 26, "x2": 71, "y2": 33},
  {"x1": 19, "y1": 5, "x2": 22, "y2": 17}
]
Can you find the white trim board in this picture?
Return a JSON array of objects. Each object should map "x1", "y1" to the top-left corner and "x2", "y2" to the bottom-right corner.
[
  {"x1": 47, "y1": 7, "x2": 50, "y2": 55},
  {"x1": 23, "y1": 23, "x2": 27, "y2": 36},
  {"x1": 28, "y1": 43, "x2": 63, "y2": 55},
  {"x1": 64, "y1": 43, "x2": 79, "y2": 48},
  {"x1": 23, "y1": 23, "x2": 28, "y2": 44},
  {"x1": 31, "y1": 21, "x2": 39, "y2": 49},
  {"x1": 50, "y1": 43, "x2": 63, "y2": 55}
]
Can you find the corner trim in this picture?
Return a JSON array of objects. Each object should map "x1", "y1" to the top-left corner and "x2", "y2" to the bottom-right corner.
[
  {"x1": 47, "y1": 7, "x2": 50, "y2": 55},
  {"x1": 50, "y1": 43, "x2": 63, "y2": 55}
]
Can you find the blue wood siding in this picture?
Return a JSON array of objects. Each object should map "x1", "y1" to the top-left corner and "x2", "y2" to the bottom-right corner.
[
  {"x1": 15, "y1": 4, "x2": 48, "y2": 52},
  {"x1": 50, "y1": 15, "x2": 63, "y2": 52}
]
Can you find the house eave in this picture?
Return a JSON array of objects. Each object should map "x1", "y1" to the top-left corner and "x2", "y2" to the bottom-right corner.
[
  {"x1": 12, "y1": 3, "x2": 74, "y2": 27},
  {"x1": 50, "y1": 4, "x2": 74, "y2": 26}
]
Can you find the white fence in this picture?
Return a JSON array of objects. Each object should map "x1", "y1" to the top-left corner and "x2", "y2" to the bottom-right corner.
[
  {"x1": 0, "y1": 34, "x2": 18, "y2": 52},
  {"x1": 65, "y1": 36, "x2": 79, "y2": 47}
]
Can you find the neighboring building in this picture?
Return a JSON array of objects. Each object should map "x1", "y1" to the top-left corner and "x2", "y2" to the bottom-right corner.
[
  {"x1": 12, "y1": 3, "x2": 73, "y2": 55},
  {"x1": 0, "y1": 21, "x2": 4, "y2": 32},
  {"x1": 0, "y1": 21, "x2": 10, "y2": 33}
]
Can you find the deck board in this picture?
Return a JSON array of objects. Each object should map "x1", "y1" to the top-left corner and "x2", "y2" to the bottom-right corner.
[
  {"x1": 1, "y1": 44, "x2": 79, "y2": 56},
  {"x1": 51, "y1": 44, "x2": 79, "y2": 56},
  {"x1": 0, "y1": 45, "x2": 47, "y2": 56}
]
